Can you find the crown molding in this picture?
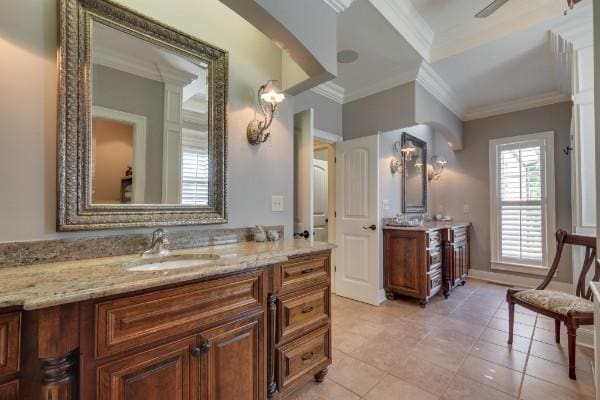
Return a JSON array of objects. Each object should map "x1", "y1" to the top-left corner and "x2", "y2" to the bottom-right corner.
[
  {"x1": 343, "y1": 67, "x2": 418, "y2": 104},
  {"x1": 463, "y1": 91, "x2": 571, "y2": 121},
  {"x1": 415, "y1": 62, "x2": 465, "y2": 118},
  {"x1": 311, "y1": 81, "x2": 345, "y2": 104},
  {"x1": 322, "y1": 0, "x2": 354, "y2": 13},
  {"x1": 369, "y1": 0, "x2": 433, "y2": 61}
]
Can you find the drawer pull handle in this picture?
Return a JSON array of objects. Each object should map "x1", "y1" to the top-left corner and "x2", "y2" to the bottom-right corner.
[
  {"x1": 301, "y1": 306, "x2": 314, "y2": 314},
  {"x1": 301, "y1": 351, "x2": 315, "y2": 361},
  {"x1": 301, "y1": 268, "x2": 315, "y2": 274},
  {"x1": 191, "y1": 342, "x2": 210, "y2": 357}
]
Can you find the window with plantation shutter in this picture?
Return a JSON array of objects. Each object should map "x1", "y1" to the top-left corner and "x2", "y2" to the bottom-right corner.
[
  {"x1": 489, "y1": 132, "x2": 556, "y2": 272},
  {"x1": 181, "y1": 129, "x2": 209, "y2": 206}
]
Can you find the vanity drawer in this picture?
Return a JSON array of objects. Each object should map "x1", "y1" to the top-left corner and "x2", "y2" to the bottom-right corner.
[
  {"x1": 96, "y1": 270, "x2": 263, "y2": 358},
  {"x1": 428, "y1": 250, "x2": 442, "y2": 270},
  {"x1": 428, "y1": 269, "x2": 442, "y2": 296},
  {"x1": 0, "y1": 312, "x2": 20, "y2": 377},
  {"x1": 277, "y1": 284, "x2": 330, "y2": 345},
  {"x1": 276, "y1": 325, "x2": 331, "y2": 392},
  {"x1": 452, "y1": 226, "x2": 468, "y2": 244},
  {"x1": 275, "y1": 253, "x2": 329, "y2": 293},
  {"x1": 427, "y1": 230, "x2": 441, "y2": 249}
]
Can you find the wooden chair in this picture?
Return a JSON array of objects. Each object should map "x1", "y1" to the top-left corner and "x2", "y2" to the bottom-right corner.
[{"x1": 506, "y1": 229, "x2": 597, "y2": 380}]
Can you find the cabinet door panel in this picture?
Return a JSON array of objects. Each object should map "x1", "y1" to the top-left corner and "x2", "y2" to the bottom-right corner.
[
  {"x1": 97, "y1": 335, "x2": 198, "y2": 400},
  {"x1": 0, "y1": 380, "x2": 18, "y2": 400},
  {"x1": 201, "y1": 314, "x2": 263, "y2": 400}
]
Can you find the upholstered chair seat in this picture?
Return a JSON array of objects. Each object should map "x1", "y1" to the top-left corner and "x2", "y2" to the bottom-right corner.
[{"x1": 513, "y1": 290, "x2": 593, "y2": 316}]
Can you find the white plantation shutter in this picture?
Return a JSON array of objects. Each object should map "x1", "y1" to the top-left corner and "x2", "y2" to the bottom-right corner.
[
  {"x1": 181, "y1": 129, "x2": 209, "y2": 206},
  {"x1": 490, "y1": 132, "x2": 555, "y2": 270}
]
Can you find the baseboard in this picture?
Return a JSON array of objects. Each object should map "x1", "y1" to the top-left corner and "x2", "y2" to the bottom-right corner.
[
  {"x1": 468, "y1": 269, "x2": 573, "y2": 293},
  {"x1": 576, "y1": 327, "x2": 594, "y2": 348}
]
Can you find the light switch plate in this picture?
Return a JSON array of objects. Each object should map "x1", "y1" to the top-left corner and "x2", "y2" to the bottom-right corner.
[
  {"x1": 271, "y1": 196, "x2": 284, "y2": 212},
  {"x1": 463, "y1": 204, "x2": 471, "y2": 214},
  {"x1": 382, "y1": 199, "x2": 389, "y2": 210}
]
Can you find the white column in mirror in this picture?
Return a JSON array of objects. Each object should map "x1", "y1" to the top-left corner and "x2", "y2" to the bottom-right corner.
[{"x1": 162, "y1": 82, "x2": 184, "y2": 204}]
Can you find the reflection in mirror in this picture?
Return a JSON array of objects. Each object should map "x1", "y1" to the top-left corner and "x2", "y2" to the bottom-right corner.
[
  {"x1": 91, "y1": 21, "x2": 209, "y2": 205},
  {"x1": 402, "y1": 133, "x2": 427, "y2": 213}
]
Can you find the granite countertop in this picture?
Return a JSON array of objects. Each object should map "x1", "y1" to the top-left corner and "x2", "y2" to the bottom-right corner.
[
  {"x1": 382, "y1": 221, "x2": 471, "y2": 231},
  {"x1": 0, "y1": 239, "x2": 335, "y2": 311}
]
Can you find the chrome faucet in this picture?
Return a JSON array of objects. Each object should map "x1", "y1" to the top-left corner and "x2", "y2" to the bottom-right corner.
[{"x1": 141, "y1": 228, "x2": 170, "y2": 257}]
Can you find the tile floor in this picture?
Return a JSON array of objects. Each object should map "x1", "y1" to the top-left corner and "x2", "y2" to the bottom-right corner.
[{"x1": 287, "y1": 279, "x2": 596, "y2": 400}]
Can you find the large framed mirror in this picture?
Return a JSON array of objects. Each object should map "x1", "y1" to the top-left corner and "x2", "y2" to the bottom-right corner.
[
  {"x1": 58, "y1": 0, "x2": 228, "y2": 230},
  {"x1": 402, "y1": 133, "x2": 427, "y2": 214}
]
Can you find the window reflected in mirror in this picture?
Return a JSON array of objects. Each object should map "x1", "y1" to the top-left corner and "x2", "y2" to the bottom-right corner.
[{"x1": 91, "y1": 21, "x2": 209, "y2": 205}]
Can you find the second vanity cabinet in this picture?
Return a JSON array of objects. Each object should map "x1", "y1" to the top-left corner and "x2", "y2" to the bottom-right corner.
[
  {"x1": 383, "y1": 224, "x2": 470, "y2": 305},
  {"x1": 1, "y1": 249, "x2": 332, "y2": 400}
]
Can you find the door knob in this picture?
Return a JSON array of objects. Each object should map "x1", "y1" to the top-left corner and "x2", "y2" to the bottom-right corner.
[
  {"x1": 294, "y1": 230, "x2": 310, "y2": 239},
  {"x1": 362, "y1": 224, "x2": 376, "y2": 231}
]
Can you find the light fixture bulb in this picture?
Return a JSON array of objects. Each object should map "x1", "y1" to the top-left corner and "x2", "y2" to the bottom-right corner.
[{"x1": 259, "y1": 80, "x2": 285, "y2": 104}]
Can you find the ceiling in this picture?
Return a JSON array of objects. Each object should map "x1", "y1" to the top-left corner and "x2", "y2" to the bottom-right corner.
[
  {"x1": 332, "y1": 0, "x2": 422, "y2": 102},
  {"x1": 315, "y1": 0, "x2": 592, "y2": 120}
]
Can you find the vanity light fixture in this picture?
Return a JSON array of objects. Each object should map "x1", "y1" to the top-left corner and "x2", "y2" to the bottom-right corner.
[
  {"x1": 428, "y1": 155, "x2": 447, "y2": 181},
  {"x1": 390, "y1": 135, "x2": 417, "y2": 174},
  {"x1": 247, "y1": 80, "x2": 285, "y2": 145},
  {"x1": 401, "y1": 140, "x2": 416, "y2": 161}
]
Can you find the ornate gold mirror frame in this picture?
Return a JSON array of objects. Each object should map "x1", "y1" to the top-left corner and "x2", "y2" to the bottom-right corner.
[{"x1": 57, "y1": 0, "x2": 228, "y2": 231}]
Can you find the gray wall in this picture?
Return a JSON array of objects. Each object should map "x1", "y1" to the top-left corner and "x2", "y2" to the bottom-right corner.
[
  {"x1": 293, "y1": 90, "x2": 342, "y2": 136},
  {"x1": 431, "y1": 102, "x2": 573, "y2": 283},
  {"x1": 415, "y1": 81, "x2": 463, "y2": 150},
  {"x1": 342, "y1": 82, "x2": 416, "y2": 140},
  {"x1": 0, "y1": 0, "x2": 294, "y2": 241},
  {"x1": 93, "y1": 65, "x2": 164, "y2": 203}
]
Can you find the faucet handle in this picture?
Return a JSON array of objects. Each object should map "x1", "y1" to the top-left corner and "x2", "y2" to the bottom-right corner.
[{"x1": 153, "y1": 228, "x2": 167, "y2": 240}]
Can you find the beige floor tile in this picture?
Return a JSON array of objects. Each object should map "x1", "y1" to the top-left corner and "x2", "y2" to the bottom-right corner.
[
  {"x1": 327, "y1": 350, "x2": 385, "y2": 396},
  {"x1": 525, "y1": 355, "x2": 595, "y2": 397},
  {"x1": 488, "y1": 317, "x2": 535, "y2": 338},
  {"x1": 532, "y1": 326, "x2": 568, "y2": 345},
  {"x1": 470, "y1": 340, "x2": 528, "y2": 372},
  {"x1": 391, "y1": 353, "x2": 455, "y2": 396},
  {"x1": 441, "y1": 374, "x2": 516, "y2": 400},
  {"x1": 520, "y1": 375, "x2": 595, "y2": 400},
  {"x1": 494, "y1": 308, "x2": 537, "y2": 326},
  {"x1": 346, "y1": 331, "x2": 420, "y2": 373},
  {"x1": 364, "y1": 374, "x2": 438, "y2": 400},
  {"x1": 529, "y1": 339, "x2": 594, "y2": 371},
  {"x1": 285, "y1": 378, "x2": 361, "y2": 400},
  {"x1": 414, "y1": 335, "x2": 471, "y2": 372},
  {"x1": 457, "y1": 355, "x2": 523, "y2": 396},
  {"x1": 332, "y1": 330, "x2": 370, "y2": 354},
  {"x1": 479, "y1": 327, "x2": 532, "y2": 353}
]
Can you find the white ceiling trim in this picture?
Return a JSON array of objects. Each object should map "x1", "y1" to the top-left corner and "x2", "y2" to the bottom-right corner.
[
  {"x1": 311, "y1": 81, "x2": 345, "y2": 104},
  {"x1": 550, "y1": 8, "x2": 593, "y2": 95},
  {"x1": 322, "y1": 0, "x2": 355, "y2": 13},
  {"x1": 343, "y1": 67, "x2": 418, "y2": 103},
  {"x1": 462, "y1": 90, "x2": 571, "y2": 121},
  {"x1": 368, "y1": 0, "x2": 433, "y2": 62},
  {"x1": 415, "y1": 62, "x2": 465, "y2": 118}
]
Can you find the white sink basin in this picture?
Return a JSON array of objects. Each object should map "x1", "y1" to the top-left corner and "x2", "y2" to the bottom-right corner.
[{"x1": 121, "y1": 253, "x2": 220, "y2": 272}]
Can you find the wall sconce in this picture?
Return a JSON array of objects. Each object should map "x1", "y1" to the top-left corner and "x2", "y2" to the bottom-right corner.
[
  {"x1": 390, "y1": 140, "x2": 403, "y2": 174},
  {"x1": 390, "y1": 137, "x2": 416, "y2": 174},
  {"x1": 428, "y1": 155, "x2": 447, "y2": 181},
  {"x1": 247, "y1": 80, "x2": 285, "y2": 145}
]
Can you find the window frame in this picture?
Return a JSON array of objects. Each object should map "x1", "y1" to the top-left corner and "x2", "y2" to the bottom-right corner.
[{"x1": 489, "y1": 131, "x2": 556, "y2": 275}]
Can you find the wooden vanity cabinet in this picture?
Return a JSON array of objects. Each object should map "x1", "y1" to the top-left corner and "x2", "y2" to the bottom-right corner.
[
  {"x1": 383, "y1": 225, "x2": 470, "y2": 305},
  {"x1": 1, "y1": 250, "x2": 332, "y2": 400}
]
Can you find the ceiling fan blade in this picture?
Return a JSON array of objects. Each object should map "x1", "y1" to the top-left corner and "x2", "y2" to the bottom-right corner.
[{"x1": 475, "y1": 0, "x2": 510, "y2": 18}]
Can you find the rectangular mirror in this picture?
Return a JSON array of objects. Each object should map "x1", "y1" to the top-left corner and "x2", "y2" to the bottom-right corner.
[
  {"x1": 58, "y1": 0, "x2": 228, "y2": 230},
  {"x1": 402, "y1": 133, "x2": 427, "y2": 214}
]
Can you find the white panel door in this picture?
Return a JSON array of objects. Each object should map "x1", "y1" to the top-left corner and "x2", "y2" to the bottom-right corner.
[
  {"x1": 313, "y1": 159, "x2": 328, "y2": 242},
  {"x1": 294, "y1": 110, "x2": 314, "y2": 239},
  {"x1": 335, "y1": 135, "x2": 380, "y2": 305}
]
